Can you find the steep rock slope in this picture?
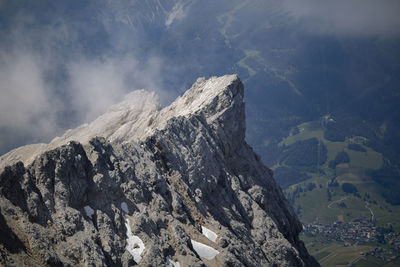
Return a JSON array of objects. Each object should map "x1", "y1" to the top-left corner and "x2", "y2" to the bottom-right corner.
[{"x1": 0, "y1": 75, "x2": 319, "y2": 266}]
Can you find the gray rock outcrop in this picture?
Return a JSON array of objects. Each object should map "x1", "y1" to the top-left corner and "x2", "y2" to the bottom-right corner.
[{"x1": 0, "y1": 75, "x2": 319, "y2": 266}]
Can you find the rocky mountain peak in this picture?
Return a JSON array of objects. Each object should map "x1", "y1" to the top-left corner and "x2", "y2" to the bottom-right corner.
[
  {"x1": 148, "y1": 74, "x2": 245, "y2": 155},
  {"x1": 0, "y1": 75, "x2": 319, "y2": 266},
  {"x1": 0, "y1": 75, "x2": 243, "y2": 170}
]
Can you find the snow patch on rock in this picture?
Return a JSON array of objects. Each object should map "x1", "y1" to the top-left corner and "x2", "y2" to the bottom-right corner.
[
  {"x1": 201, "y1": 226, "x2": 218, "y2": 243},
  {"x1": 166, "y1": 256, "x2": 180, "y2": 267},
  {"x1": 84, "y1": 205, "x2": 95, "y2": 218},
  {"x1": 190, "y1": 239, "x2": 219, "y2": 260},
  {"x1": 121, "y1": 202, "x2": 129, "y2": 214},
  {"x1": 125, "y1": 218, "x2": 145, "y2": 263}
]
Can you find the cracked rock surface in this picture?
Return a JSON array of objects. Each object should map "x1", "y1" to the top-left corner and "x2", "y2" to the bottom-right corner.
[{"x1": 0, "y1": 75, "x2": 319, "y2": 266}]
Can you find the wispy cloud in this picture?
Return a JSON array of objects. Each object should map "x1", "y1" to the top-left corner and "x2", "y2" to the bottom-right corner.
[
  {"x1": 281, "y1": 0, "x2": 400, "y2": 38},
  {"x1": 165, "y1": 1, "x2": 187, "y2": 27},
  {"x1": 67, "y1": 55, "x2": 166, "y2": 123},
  {"x1": 0, "y1": 48, "x2": 58, "y2": 147},
  {"x1": 0, "y1": 4, "x2": 170, "y2": 155}
]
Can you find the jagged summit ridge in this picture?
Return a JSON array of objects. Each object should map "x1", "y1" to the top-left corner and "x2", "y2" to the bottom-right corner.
[
  {"x1": 0, "y1": 89, "x2": 159, "y2": 170},
  {"x1": 0, "y1": 75, "x2": 319, "y2": 266},
  {"x1": 0, "y1": 75, "x2": 242, "y2": 170}
]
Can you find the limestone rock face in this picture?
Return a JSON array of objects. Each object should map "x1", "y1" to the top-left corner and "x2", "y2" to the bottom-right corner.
[{"x1": 0, "y1": 75, "x2": 319, "y2": 266}]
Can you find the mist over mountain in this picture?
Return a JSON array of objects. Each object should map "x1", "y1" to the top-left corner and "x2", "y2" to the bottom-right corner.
[{"x1": 1, "y1": 0, "x2": 400, "y2": 156}]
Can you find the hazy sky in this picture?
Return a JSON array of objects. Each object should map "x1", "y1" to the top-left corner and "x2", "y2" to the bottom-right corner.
[
  {"x1": 0, "y1": 2, "x2": 172, "y2": 154},
  {"x1": 1, "y1": 0, "x2": 400, "y2": 155},
  {"x1": 281, "y1": 0, "x2": 400, "y2": 38}
]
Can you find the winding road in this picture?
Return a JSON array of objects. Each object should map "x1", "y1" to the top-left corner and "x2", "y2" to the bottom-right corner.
[
  {"x1": 327, "y1": 196, "x2": 375, "y2": 222},
  {"x1": 327, "y1": 196, "x2": 349, "y2": 209},
  {"x1": 365, "y1": 202, "x2": 375, "y2": 221}
]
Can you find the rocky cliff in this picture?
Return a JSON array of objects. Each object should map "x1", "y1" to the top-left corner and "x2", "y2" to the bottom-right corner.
[{"x1": 0, "y1": 75, "x2": 319, "y2": 266}]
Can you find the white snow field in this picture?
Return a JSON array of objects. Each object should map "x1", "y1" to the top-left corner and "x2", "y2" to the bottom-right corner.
[
  {"x1": 120, "y1": 202, "x2": 129, "y2": 214},
  {"x1": 190, "y1": 239, "x2": 219, "y2": 260},
  {"x1": 84, "y1": 205, "x2": 95, "y2": 218},
  {"x1": 201, "y1": 226, "x2": 218, "y2": 243},
  {"x1": 166, "y1": 256, "x2": 180, "y2": 267},
  {"x1": 125, "y1": 218, "x2": 145, "y2": 263}
]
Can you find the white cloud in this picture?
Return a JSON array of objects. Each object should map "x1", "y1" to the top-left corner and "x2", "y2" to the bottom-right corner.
[
  {"x1": 281, "y1": 0, "x2": 400, "y2": 38},
  {"x1": 0, "y1": 49, "x2": 58, "y2": 145},
  {"x1": 67, "y1": 57, "x2": 128, "y2": 122},
  {"x1": 67, "y1": 54, "x2": 167, "y2": 123},
  {"x1": 165, "y1": 1, "x2": 186, "y2": 27},
  {"x1": 0, "y1": 7, "x2": 170, "y2": 155}
]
